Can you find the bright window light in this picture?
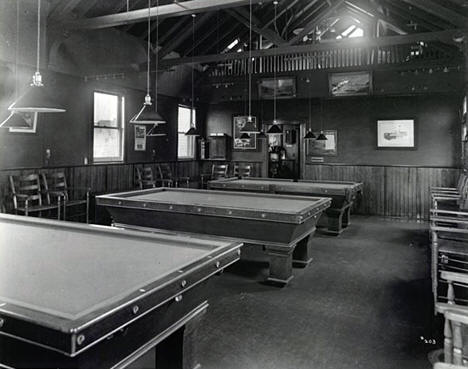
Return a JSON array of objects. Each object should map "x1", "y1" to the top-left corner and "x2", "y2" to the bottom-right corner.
[{"x1": 348, "y1": 27, "x2": 364, "y2": 38}]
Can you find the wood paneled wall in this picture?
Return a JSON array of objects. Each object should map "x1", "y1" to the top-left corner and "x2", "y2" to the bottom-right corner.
[
  {"x1": 0, "y1": 161, "x2": 201, "y2": 212},
  {"x1": 304, "y1": 164, "x2": 460, "y2": 220}
]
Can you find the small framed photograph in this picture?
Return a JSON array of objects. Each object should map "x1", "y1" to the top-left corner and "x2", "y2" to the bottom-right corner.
[
  {"x1": 233, "y1": 115, "x2": 257, "y2": 150},
  {"x1": 305, "y1": 130, "x2": 338, "y2": 156},
  {"x1": 377, "y1": 119, "x2": 416, "y2": 149},
  {"x1": 134, "y1": 125, "x2": 146, "y2": 151},
  {"x1": 9, "y1": 112, "x2": 38, "y2": 133},
  {"x1": 258, "y1": 77, "x2": 296, "y2": 99},
  {"x1": 329, "y1": 71, "x2": 371, "y2": 97}
]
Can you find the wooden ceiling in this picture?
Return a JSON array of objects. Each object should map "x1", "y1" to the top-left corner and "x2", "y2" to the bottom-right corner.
[{"x1": 49, "y1": 0, "x2": 468, "y2": 65}]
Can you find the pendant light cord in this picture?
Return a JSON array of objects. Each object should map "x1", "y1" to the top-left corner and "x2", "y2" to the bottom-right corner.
[
  {"x1": 155, "y1": 0, "x2": 159, "y2": 110},
  {"x1": 146, "y1": 0, "x2": 151, "y2": 98},
  {"x1": 36, "y1": 0, "x2": 41, "y2": 73},
  {"x1": 191, "y1": 14, "x2": 195, "y2": 126},
  {"x1": 248, "y1": 0, "x2": 252, "y2": 119},
  {"x1": 273, "y1": 1, "x2": 277, "y2": 122},
  {"x1": 15, "y1": 0, "x2": 19, "y2": 99}
]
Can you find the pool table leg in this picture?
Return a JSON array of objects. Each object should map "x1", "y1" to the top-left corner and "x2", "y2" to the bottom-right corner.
[
  {"x1": 292, "y1": 232, "x2": 315, "y2": 268},
  {"x1": 322, "y1": 209, "x2": 345, "y2": 235},
  {"x1": 264, "y1": 246, "x2": 294, "y2": 286},
  {"x1": 342, "y1": 205, "x2": 352, "y2": 228},
  {"x1": 155, "y1": 305, "x2": 206, "y2": 369}
]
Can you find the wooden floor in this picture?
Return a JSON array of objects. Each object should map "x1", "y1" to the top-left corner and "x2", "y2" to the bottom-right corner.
[{"x1": 197, "y1": 215, "x2": 439, "y2": 369}]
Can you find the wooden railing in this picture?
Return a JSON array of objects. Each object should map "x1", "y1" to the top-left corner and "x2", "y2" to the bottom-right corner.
[
  {"x1": 304, "y1": 163, "x2": 461, "y2": 220},
  {"x1": 209, "y1": 43, "x2": 456, "y2": 77}
]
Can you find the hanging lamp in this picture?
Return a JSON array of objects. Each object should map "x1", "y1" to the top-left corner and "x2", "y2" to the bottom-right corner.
[
  {"x1": 304, "y1": 79, "x2": 316, "y2": 140},
  {"x1": 1, "y1": 3, "x2": 30, "y2": 128},
  {"x1": 185, "y1": 14, "x2": 200, "y2": 137},
  {"x1": 240, "y1": 132, "x2": 251, "y2": 140},
  {"x1": 130, "y1": 0, "x2": 166, "y2": 135},
  {"x1": 240, "y1": 0, "x2": 259, "y2": 134},
  {"x1": 266, "y1": 1, "x2": 282, "y2": 136},
  {"x1": 316, "y1": 99, "x2": 327, "y2": 141},
  {"x1": 8, "y1": 0, "x2": 65, "y2": 113}
]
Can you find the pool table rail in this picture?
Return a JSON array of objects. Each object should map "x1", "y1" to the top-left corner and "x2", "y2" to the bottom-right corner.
[
  {"x1": 97, "y1": 187, "x2": 331, "y2": 225},
  {"x1": 0, "y1": 214, "x2": 241, "y2": 358}
]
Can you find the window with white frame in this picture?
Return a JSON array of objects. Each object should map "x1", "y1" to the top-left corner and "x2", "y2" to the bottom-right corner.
[
  {"x1": 178, "y1": 105, "x2": 196, "y2": 159},
  {"x1": 93, "y1": 91, "x2": 125, "y2": 162}
]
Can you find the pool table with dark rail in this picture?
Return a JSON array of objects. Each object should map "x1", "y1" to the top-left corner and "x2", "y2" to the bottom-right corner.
[
  {"x1": 97, "y1": 188, "x2": 331, "y2": 286},
  {"x1": 208, "y1": 177, "x2": 363, "y2": 235},
  {"x1": 0, "y1": 214, "x2": 241, "y2": 369}
]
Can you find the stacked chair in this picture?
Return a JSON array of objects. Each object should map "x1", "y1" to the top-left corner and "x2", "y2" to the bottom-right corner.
[
  {"x1": 135, "y1": 165, "x2": 192, "y2": 189},
  {"x1": 41, "y1": 172, "x2": 90, "y2": 223},
  {"x1": 431, "y1": 171, "x2": 468, "y2": 366},
  {"x1": 200, "y1": 164, "x2": 229, "y2": 189},
  {"x1": 9, "y1": 173, "x2": 61, "y2": 219},
  {"x1": 234, "y1": 163, "x2": 252, "y2": 178}
]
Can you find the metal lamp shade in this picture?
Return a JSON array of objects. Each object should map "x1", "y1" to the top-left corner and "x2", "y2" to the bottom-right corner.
[
  {"x1": 266, "y1": 124, "x2": 282, "y2": 135},
  {"x1": 257, "y1": 130, "x2": 267, "y2": 139},
  {"x1": 185, "y1": 127, "x2": 200, "y2": 136},
  {"x1": 8, "y1": 86, "x2": 65, "y2": 113},
  {"x1": 304, "y1": 130, "x2": 316, "y2": 139},
  {"x1": 130, "y1": 103, "x2": 166, "y2": 125},
  {"x1": 0, "y1": 112, "x2": 31, "y2": 128},
  {"x1": 240, "y1": 132, "x2": 251, "y2": 140},
  {"x1": 240, "y1": 120, "x2": 259, "y2": 134},
  {"x1": 317, "y1": 131, "x2": 327, "y2": 140}
]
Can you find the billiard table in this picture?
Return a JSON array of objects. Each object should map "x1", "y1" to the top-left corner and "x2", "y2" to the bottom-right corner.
[
  {"x1": 0, "y1": 213, "x2": 241, "y2": 369},
  {"x1": 208, "y1": 177, "x2": 363, "y2": 235},
  {"x1": 96, "y1": 188, "x2": 331, "y2": 286}
]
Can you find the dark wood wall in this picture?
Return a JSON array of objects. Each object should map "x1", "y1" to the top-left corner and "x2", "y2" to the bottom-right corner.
[{"x1": 304, "y1": 164, "x2": 460, "y2": 220}]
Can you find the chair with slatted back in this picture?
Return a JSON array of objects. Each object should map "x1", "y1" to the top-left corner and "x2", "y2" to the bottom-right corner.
[
  {"x1": 155, "y1": 164, "x2": 175, "y2": 188},
  {"x1": 234, "y1": 163, "x2": 252, "y2": 178},
  {"x1": 42, "y1": 172, "x2": 90, "y2": 223},
  {"x1": 9, "y1": 174, "x2": 60, "y2": 219},
  {"x1": 135, "y1": 167, "x2": 157, "y2": 189},
  {"x1": 200, "y1": 164, "x2": 229, "y2": 189},
  {"x1": 159, "y1": 163, "x2": 191, "y2": 188}
]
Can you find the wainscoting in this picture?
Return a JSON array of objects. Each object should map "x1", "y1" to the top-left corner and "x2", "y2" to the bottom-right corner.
[
  {"x1": 0, "y1": 160, "x2": 201, "y2": 213},
  {"x1": 304, "y1": 164, "x2": 460, "y2": 220}
]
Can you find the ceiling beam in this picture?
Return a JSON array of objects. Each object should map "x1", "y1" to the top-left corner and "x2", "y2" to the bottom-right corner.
[
  {"x1": 159, "y1": 28, "x2": 466, "y2": 67},
  {"x1": 157, "y1": 12, "x2": 213, "y2": 60},
  {"x1": 288, "y1": 0, "x2": 346, "y2": 45},
  {"x1": 66, "y1": 0, "x2": 275, "y2": 29},
  {"x1": 48, "y1": 0, "x2": 85, "y2": 20},
  {"x1": 401, "y1": 0, "x2": 468, "y2": 28},
  {"x1": 225, "y1": 9, "x2": 286, "y2": 46}
]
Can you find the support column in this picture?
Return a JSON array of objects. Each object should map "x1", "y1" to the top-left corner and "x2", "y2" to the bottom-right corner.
[{"x1": 264, "y1": 245, "x2": 294, "y2": 286}]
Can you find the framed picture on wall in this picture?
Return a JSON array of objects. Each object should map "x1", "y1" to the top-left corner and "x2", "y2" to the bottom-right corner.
[
  {"x1": 9, "y1": 112, "x2": 38, "y2": 134},
  {"x1": 377, "y1": 119, "x2": 416, "y2": 149},
  {"x1": 258, "y1": 77, "x2": 296, "y2": 99},
  {"x1": 329, "y1": 71, "x2": 371, "y2": 97},
  {"x1": 233, "y1": 115, "x2": 257, "y2": 150},
  {"x1": 134, "y1": 125, "x2": 146, "y2": 151},
  {"x1": 305, "y1": 130, "x2": 338, "y2": 156}
]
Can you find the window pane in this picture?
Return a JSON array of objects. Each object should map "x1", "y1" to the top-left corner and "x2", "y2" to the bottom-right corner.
[
  {"x1": 178, "y1": 106, "x2": 191, "y2": 132},
  {"x1": 94, "y1": 128, "x2": 121, "y2": 158},
  {"x1": 94, "y1": 92, "x2": 118, "y2": 127}
]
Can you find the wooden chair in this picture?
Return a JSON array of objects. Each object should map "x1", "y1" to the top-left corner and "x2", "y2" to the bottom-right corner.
[
  {"x1": 432, "y1": 174, "x2": 468, "y2": 211},
  {"x1": 434, "y1": 271, "x2": 468, "y2": 367},
  {"x1": 234, "y1": 163, "x2": 252, "y2": 178},
  {"x1": 9, "y1": 174, "x2": 60, "y2": 219},
  {"x1": 42, "y1": 172, "x2": 90, "y2": 223},
  {"x1": 200, "y1": 164, "x2": 229, "y2": 189},
  {"x1": 158, "y1": 163, "x2": 191, "y2": 188},
  {"x1": 430, "y1": 209, "x2": 468, "y2": 310},
  {"x1": 135, "y1": 167, "x2": 157, "y2": 189}
]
